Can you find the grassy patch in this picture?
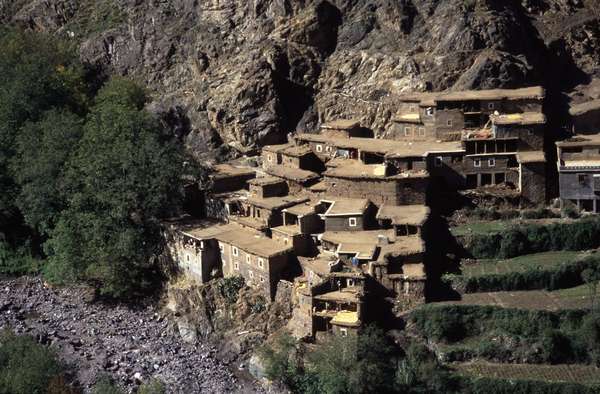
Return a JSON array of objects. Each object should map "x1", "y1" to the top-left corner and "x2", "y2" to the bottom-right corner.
[
  {"x1": 451, "y1": 221, "x2": 509, "y2": 237},
  {"x1": 63, "y1": 0, "x2": 127, "y2": 38},
  {"x1": 461, "y1": 251, "x2": 586, "y2": 277},
  {"x1": 452, "y1": 362, "x2": 600, "y2": 385}
]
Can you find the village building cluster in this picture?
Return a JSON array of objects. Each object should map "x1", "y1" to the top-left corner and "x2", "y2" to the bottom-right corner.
[{"x1": 165, "y1": 85, "x2": 600, "y2": 340}]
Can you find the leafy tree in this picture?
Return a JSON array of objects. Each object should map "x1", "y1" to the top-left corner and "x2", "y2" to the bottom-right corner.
[
  {"x1": 307, "y1": 325, "x2": 395, "y2": 394},
  {"x1": 11, "y1": 110, "x2": 84, "y2": 235},
  {"x1": 44, "y1": 77, "x2": 183, "y2": 297},
  {"x1": 0, "y1": 331, "x2": 64, "y2": 394},
  {"x1": 582, "y1": 268, "x2": 600, "y2": 312},
  {"x1": 0, "y1": 27, "x2": 86, "y2": 233}
]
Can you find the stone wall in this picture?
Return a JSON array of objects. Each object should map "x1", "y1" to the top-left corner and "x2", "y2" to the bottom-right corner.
[
  {"x1": 521, "y1": 161, "x2": 546, "y2": 203},
  {"x1": 323, "y1": 175, "x2": 427, "y2": 206},
  {"x1": 325, "y1": 215, "x2": 366, "y2": 232}
]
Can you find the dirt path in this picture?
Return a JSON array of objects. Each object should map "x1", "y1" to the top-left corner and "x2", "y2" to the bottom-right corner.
[{"x1": 0, "y1": 276, "x2": 263, "y2": 393}]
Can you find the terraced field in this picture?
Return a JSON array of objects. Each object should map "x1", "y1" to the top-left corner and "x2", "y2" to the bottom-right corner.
[
  {"x1": 461, "y1": 251, "x2": 587, "y2": 277},
  {"x1": 452, "y1": 362, "x2": 600, "y2": 385},
  {"x1": 440, "y1": 285, "x2": 599, "y2": 310}
]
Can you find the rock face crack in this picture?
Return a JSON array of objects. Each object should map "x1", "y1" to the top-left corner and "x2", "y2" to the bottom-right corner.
[{"x1": 0, "y1": 277, "x2": 263, "y2": 393}]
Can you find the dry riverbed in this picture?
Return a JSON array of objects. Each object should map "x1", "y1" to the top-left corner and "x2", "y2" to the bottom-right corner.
[{"x1": 0, "y1": 276, "x2": 264, "y2": 393}]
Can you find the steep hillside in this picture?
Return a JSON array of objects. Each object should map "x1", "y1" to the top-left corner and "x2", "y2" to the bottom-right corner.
[{"x1": 3, "y1": 0, "x2": 599, "y2": 161}]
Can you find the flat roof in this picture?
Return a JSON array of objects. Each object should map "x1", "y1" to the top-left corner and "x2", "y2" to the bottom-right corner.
[
  {"x1": 569, "y1": 99, "x2": 600, "y2": 116},
  {"x1": 309, "y1": 180, "x2": 327, "y2": 192},
  {"x1": 296, "y1": 133, "x2": 464, "y2": 158},
  {"x1": 298, "y1": 255, "x2": 338, "y2": 276},
  {"x1": 246, "y1": 195, "x2": 310, "y2": 210},
  {"x1": 247, "y1": 176, "x2": 286, "y2": 186},
  {"x1": 264, "y1": 164, "x2": 320, "y2": 183},
  {"x1": 283, "y1": 201, "x2": 318, "y2": 217},
  {"x1": 518, "y1": 151, "x2": 545, "y2": 163},
  {"x1": 210, "y1": 163, "x2": 256, "y2": 180},
  {"x1": 322, "y1": 198, "x2": 370, "y2": 216},
  {"x1": 324, "y1": 160, "x2": 388, "y2": 179},
  {"x1": 271, "y1": 224, "x2": 302, "y2": 236},
  {"x1": 337, "y1": 242, "x2": 377, "y2": 260},
  {"x1": 214, "y1": 225, "x2": 293, "y2": 258},
  {"x1": 556, "y1": 134, "x2": 600, "y2": 148},
  {"x1": 562, "y1": 160, "x2": 600, "y2": 168},
  {"x1": 262, "y1": 142, "x2": 294, "y2": 153},
  {"x1": 321, "y1": 229, "x2": 396, "y2": 245},
  {"x1": 491, "y1": 112, "x2": 546, "y2": 126},
  {"x1": 331, "y1": 310, "x2": 359, "y2": 327},
  {"x1": 402, "y1": 263, "x2": 426, "y2": 279},
  {"x1": 321, "y1": 119, "x2": 360, "y2": 130},
  {"x1": 378, "y1": 236, "x2": 425, "y2": 260},
  {"x1": 398, "y1": 86, "x2": 545, "y2": 105},
  {"x1": 229, "y1": 215, "x2": 269, "y2": 231},
  {"x1": 376, "y1": 204, "x2": 430, "y2": 226},
  {"x1": 314, "y1": 289, "x2": 360, "y2": 303}
]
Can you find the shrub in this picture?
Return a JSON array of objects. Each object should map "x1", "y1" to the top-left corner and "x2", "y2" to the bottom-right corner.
[
  {"x1": 251, "y1": 296, "x2": 267, "y2": 314},
  {"x1": 0, "y1": 331, "x2": 65, "y2": 394},
  {"x1": 217, "y1": 276, "x2": 245, "y2": 304},
  {"x1": 138, "y1": 378, "x2": 166, "y2": 394},
  {"x1": 92, "y1": 376, "x2": 125, "y2": 394},
  {"x1": 521, "y1": 208, "x2": 560, "y2": 220},
  {"x1": 0, "y1": 240, "x2": 40, "y2": 275}
]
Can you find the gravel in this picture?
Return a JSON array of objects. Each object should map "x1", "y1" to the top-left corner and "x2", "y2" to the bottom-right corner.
[{"x1": 0, "y1": 276, "x2": 265, "y2": 393}]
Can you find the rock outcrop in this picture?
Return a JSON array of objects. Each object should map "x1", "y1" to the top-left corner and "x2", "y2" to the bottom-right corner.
[{"x1": 3, "y1": 0, "x2": 600, "y2": 159}]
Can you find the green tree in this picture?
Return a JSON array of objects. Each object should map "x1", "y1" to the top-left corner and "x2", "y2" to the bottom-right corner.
[
  {"x1": 0, "y1": 27, "x2": 86, "y2": 234},
  {"x1": 307, "y1": 325, "x2": 394, "y2": 394},
  {"x1": 11, "y1": 110, "x2": 84, "y2": 235},
  {"x1": 44, "y1": 77, "x2": 183, "y2": 297},
  {"x1": 0, "y1": 331, "x2": 64, "y2": 394},
  {"x1": 582, "y1": 268, "x2": 600, "y2": 312}
]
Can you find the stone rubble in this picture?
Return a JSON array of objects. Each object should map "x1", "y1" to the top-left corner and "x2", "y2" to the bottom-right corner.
[{"x1": 0, "y1": 276, "x2": 265, "y2": 394}]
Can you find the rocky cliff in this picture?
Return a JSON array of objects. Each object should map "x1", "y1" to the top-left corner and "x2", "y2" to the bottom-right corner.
[{"x1": 3, "y1": 0, "x2": 600, "y2": 161}]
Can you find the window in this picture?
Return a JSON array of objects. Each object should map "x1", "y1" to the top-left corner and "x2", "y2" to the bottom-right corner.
[
  {"x1": 434, "y1": 156, "x2": 443, "y2": 168},
  {"x1": 316, "y1": 144, "x2": 323, "y2": 152},
  {"x1": 426, "y1": 107, "x2": 434, "y2": 116},
  {"x1": 267, "y1": 154, "x2": 273, "y2": 162},
  {"x1": 579, "y1": 174, "x2": 589, "y2": 185},
  {"x1": 347, "y1": 279, "x2": 355, "y2": 287},
  {"x1": 199, "y1": 241, "x2": 204, "y2": 249},
  {"x1": 249, "y1": 271, "x2": 254, "y2": 279},
  {"x1": 246, "y1": 255, "x2": 251, "y2": 264},
  {"x1": 447, "y1": 119, "x2": 453, "y2": 127},
  {"x1": 258, "y1": 258, "x2": 264, "y2": 269},
  {"x1": 186, "y1": 254, "x2": 190, "y2": 261},
  {"x1": 488, "y1": 103, "x2": 495, "y2": 110},
  {"x1": 325, "y1": 146, "x2": 332, "y2": 152},
  {"x1": 260, "y1": 277, "x2": 265, "y2": 283},
  {"x1": 349, "y1": 217, "x2": 358, "y2": 227},
  {"x1": 340, "y1": 328, "x2": 348, "y2": 337},
  {"x1": 474, "y1": 159, "x2": 481, "y2": 168},
  {"x1": 488, "y1": 158, "x2": 496, "y2": 167},
  {"x1": 284, "y1": 238, "x2": 288, "y2": 244},
  {"x1": 232, "y1": 246, "x2": 238, "y2": 256},
  {"x1": 418, "y1": 127, "x2": 425, "y2": 137},
  {"x1": 234, "y1": 262, "x2": 239, "y2": 270},
  {"x1": 404, "y1": 127, "x2": 412, "y2": 137}
]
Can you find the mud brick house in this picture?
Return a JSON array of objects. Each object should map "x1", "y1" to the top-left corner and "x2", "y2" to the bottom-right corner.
[
  {"x1": 556, "y1": 135, "x2": 600, "y2": 212},
  {"x1": 209, "y1": 163, "x2": 256, "y2": 194},
  {"x1": 375, "y1": 204, "x2": 430, "y2": 236},
  {"x1": 247, "y1": 176, "x2": 288, "y2": 199},
  {"x1": 320, "y1": 198, "x2": 373, "y2": 232},
  {"x1": 263, "y1": 165, "x2": 320, "y2": 193},
  {"x1": 262, "y1": 143, "x2": 322, "y2": 173},
  {"x1": 234, "y1": 195, "x2": 310, "y2": 231},
  {"x1": 390, "y1": 87, "x2": 545, "y2": 142},
  {"x1": 298, "y1": 255, "x2": 341, "y2": 287},
  {"x1": 569, "y1": 99, "x2": 600, "y2": 133},
  {"x1": 320, "y1": 119, "x2": 364, "y2": 139}
]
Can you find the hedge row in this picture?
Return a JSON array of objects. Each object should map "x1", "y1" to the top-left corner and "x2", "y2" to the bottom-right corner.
[
  {"x1": 410, "y1": 305, "x2": 600, "y2": 365},
  {"x1": 445, "y1": 255, "x2": 600, "y2": 293},
  {"x1": 465, "y1": 218, "x2": 600, "y2": 259},
  {"x1": 461, "y1": 377, "x2": 599, "y2": 394}
]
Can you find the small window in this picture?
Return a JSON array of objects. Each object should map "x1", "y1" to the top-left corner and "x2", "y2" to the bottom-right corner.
[
  {"x1": 246, "y1": 255, "x2": 251, "y2": 264},
  {"x1": 267, "y1": 154, "x2": 273, "y2": 162},
  {"x1": 404, "y1": 127, "x2": 412, "y2": 137},
  {"x1": 316, "y1": 144, "x2": 323, "y2": 152},
  {"x1": 284, "y1": 238, "x2": 288, "y2": 244},
  {"x1": 325, "y1": 146, "x2": 332, "y2": 152},
  {"x1": 260, "y1": 277, "x2": 265, "y2": 283},
  {"x1": 249, "y1": 271, "x2": 254, "y2": 279},
  {"x1": 447, "y1": 119, "x2": 453, "y2": 127},
  {"x1": 340, "y1": 328, "x2": 348, "y2": 337},
  {"x1": 199, "y1": 241, "x2": 204, "y2": 249},
  {"x1": 474, "y1": 159, "x2": 481, "y2": 168},
  {"x1": 349, "y1": 217, "x2": 358, "y2": 227},
  {"x1": 488, "y1": 103, "x2": 495, "y2": 110},
  {"x1": 258, "y1": 258, "x2": 264, "y2": 269},
  {"x1": 232, "y1": 246, "x2": 238, "y2": 256},
  {"x1": 219, "y1": 244, "x2": 224, "y2": 254},
  {"x1": 186, "y1": 254, "x2": 190, "y2": 261},
  {"x1": 426, "y1": 107, "x2": 434, "y2": 116},
  {"x1": 234, "y1": 262, "x2": 239, "y2": 270},
  {"x1": 418, "y1": 127, "x2": 425, "y2": 137},
  {"x1": 488, "y1": 158, "x2": 496, "y2": 167},
  {"x1": 434, "y1": 156, "x2": 443, "y2": 168},
  {"x1": 578, "y1": 174, "x2": 589, "y2": 184}
]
